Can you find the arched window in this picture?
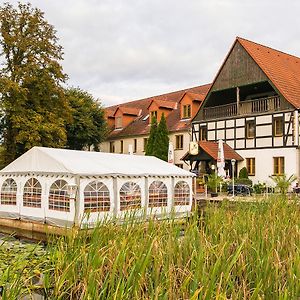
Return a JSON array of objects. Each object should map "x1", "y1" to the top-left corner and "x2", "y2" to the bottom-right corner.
[
  {"x1": 119, "y1": 182, "x2": 141, "y2": 211},
  {"x1": 148, "y1": 181, "x2": 168, "y2": 207},
  {"x1": 49, "y1": 180, "x2": 70, "y2": 212},
  {"x1": 174, "y1": 181, "x2": 190, "y2": 206},
  {"x1": 84, "y1": 181, "x2": 110, "y2": 212},
  {"x1": 1, "y1": 178, "x2": 17, "y2": 205},
  {"x1": 23, "y1": 178, "x2": 42, "y2": 208}
]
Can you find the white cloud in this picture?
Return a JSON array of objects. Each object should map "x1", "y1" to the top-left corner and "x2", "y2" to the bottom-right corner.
[{"x1": 2, "y1": 0, "x2": 300, "y2": 106}]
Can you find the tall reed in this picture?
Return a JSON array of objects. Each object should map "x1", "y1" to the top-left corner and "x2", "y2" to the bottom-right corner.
[{"x1": 2, "y1": 196, "x2": 300, "y2": 299}]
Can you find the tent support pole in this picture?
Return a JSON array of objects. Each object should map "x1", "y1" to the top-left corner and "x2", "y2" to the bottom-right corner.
[
  {"x1": 113, "y1": 177, "x2": 118, "y2": 217},
  {"x1": 74, "y1": 175, "x2": 80, "y2": 227},
  {"x1": 170, "y1": 177, "x2": 175, "y2": 213}
]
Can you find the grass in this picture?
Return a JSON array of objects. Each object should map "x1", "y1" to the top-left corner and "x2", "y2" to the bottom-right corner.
[{"x1": 1, "y1": 196, "x2": 300, "y2": 299}]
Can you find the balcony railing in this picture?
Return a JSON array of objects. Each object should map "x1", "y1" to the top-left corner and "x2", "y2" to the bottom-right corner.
[{"x1": 202, "y1": 95, "x2": 286, "y2": 120}]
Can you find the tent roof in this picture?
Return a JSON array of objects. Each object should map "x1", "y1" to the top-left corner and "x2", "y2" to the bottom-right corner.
[{"x1": 0, "y1": 147, "x2": 194, "y2": 177}]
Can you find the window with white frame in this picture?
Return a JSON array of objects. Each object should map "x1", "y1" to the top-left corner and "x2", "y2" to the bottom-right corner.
[
  {"x1": 49, "y1": 180, "x2": 70, "y2": 211},
  {"x1": 84, "y1": 181, "x2": 110, "y2": 212},
  {"x1": 174, "y1": 181, "x2": 190, "y2": 206},
  {"x1": 148, "y1": 181, "x2": 168, "y2": 207},
  {"x1": 23, "y1": 178, "x2": 42, "y2": 208},
  {"x1": 1, "y1": 178, "x2": 17, "y2": 205},
  {"x1": 119, "y1": 182, "x2": 141, "y2": 211}
]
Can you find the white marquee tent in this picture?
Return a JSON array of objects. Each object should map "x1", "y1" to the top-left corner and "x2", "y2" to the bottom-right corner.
[{"x1": 0, "y1": 147, "x2": 195, "y2": 227}]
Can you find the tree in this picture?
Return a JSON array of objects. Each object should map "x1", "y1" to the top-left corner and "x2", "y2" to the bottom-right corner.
[
  {"x1": 0, "y1": 2, "x2": 69, "y2": 164},
  {"x1": 65, "y1": 87, "x2": 107, "y2": 151},
  {"x1": 145, "y1": 116, "x2": 158, "y2": 156},
  {"x1": 155, "y1": 113, "x2": 169, "y2": 161},
  {"x1": 145, "y1": 113, "x2": 169, "y2": 161}
]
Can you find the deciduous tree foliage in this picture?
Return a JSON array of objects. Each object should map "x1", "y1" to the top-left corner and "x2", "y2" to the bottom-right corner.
[
  {"x1": 0, "y1": 2, "x2": 69, "y2": 163},
  {"x1": 65, "y1": 87, "x2": 107, "y2": 151}
]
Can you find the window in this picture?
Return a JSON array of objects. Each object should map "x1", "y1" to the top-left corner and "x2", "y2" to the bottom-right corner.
[
  {"x1": 119, "y1": 182, "x2": 141, "y2": 211},
  {"x1": 1, "y1": 178, "x2": 17, "y2": 205},
  {"x1": 23, "y1": 178, "x2": 42, "y2": 208},
  {"x1": 273, "y1": 116, "x2": 283, "y2": 136},
  {"x1": 273, "y1": 157, "x2": 284, "y2": 175},
  {"x1": 246, "y1": 158, "x2": 255, "y2": 176},
  {"x1": 175, "y1": 164, "x2": 184, "y2": 169},
  {"x1": 49, "y1": 180, "x2": 70, "y2": 211},
  {"x1": 246, "y1": 120, "x2": 255, "y2": 139},
  {"x1": 148, "y1": 181, "x2": 168, "y2": 207},
  {"x1": 84, "y1": 181, "x2": 110, "y2": 212},
  {"x1": 174, "y1": 181, "x2": 190, "y2": 206},
  {"x1": 115, "y1": 117, "x2": 122, "y2": 129},
  {"x1": 133, "y1": 139, "x2": 137, "y2": 153},
  {"x1": 143, "y1": 138, "x2": 148, "y2": 152},
  {"x1": 109, "y1": 142, "x2": 115, "y2": 153},
  {"x1": 199, "y1": 125, "x2": 207, "y2": 141},
  {"x1": 175, "y1": 135, "x2": 183, "y2": 150},
  {"x1": 150, "y1": 111, "x2": 157, "y2": 121},
  {"x1": 120, "y1": 140, "x2": 123, "y2": 153},
  {"x1": 182, "y1": 104, "x2": 191, "y2": 119}
]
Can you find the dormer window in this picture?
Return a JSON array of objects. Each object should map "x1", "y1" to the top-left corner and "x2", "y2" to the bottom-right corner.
[
  {"x1": 182, "y1": 104, "x2": 191, "y2": 119},
  {"x1": 115, "y1": 116, "x2": 122, "y2": 129},
  {"x1": 150, "y1": 111, "x2": 157, "y2": 120}
]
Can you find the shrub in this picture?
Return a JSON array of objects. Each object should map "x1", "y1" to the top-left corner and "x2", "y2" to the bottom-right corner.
[{"x1": 239, "y1": 167, "x2": 248, "y2": 179}]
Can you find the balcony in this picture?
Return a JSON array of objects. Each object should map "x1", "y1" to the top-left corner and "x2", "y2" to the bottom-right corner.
[{"x1": 202, "y1": 95, "x2": 288, "y2": 120}]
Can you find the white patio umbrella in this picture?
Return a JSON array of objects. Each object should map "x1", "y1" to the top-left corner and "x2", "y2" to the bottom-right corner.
[
  {"x1": 168, "y1": 142, "x2": 174, "y2": 164},
  {"x1": 217, "y1": 139, "x2": 226, "y2": 178}
]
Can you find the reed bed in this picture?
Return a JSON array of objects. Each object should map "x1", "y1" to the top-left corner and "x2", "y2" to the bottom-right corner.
[{"x1": 2, "y1": 196, "x2": 300, "y2": 299}]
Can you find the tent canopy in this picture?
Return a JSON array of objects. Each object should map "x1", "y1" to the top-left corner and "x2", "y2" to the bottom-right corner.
[{"x1": 0, "y1": 147, "x2": 194, "y2": 177}]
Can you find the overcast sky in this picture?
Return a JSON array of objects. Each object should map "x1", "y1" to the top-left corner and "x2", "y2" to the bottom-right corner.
[{"x1": 3, "y1": 0, "x2": 300, "y2": 107}]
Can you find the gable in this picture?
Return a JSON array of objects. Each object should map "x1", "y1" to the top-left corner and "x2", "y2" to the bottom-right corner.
[{"x1": 212, "y1": 41, "x2": 268, "y2": 92}]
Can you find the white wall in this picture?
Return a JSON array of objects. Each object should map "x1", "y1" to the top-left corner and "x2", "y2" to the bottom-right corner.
[
  {"x1": 100, "y1": 130, "x2": 191, "y2": 171},
  {"x1": 237, "y1": 148, "x2": 299, "y2": 185}
]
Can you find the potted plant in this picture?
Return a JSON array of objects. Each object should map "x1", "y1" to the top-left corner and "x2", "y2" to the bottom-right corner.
[{"x1": 207, "y1": 173, "x2": 223, "y2": 197}]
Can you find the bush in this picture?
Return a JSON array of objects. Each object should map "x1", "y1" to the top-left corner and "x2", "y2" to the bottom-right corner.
[
  {"x1": 253, "y1": 182, "x2": 267, "y2": 194},
  {"x1": 235, "y1": 178, "x2": 252, "y2": 186},
  {"x1": 239, "y1": 167, "x2": 248, "y2": 179}
]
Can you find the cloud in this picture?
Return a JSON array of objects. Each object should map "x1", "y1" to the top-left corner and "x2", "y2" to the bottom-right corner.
[{"x1": 2, "y1": 0, "x2": 300, "y2": 106}]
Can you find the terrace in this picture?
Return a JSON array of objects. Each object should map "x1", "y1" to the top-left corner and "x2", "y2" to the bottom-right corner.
[{"x1": 200, "y1": 95, "x2": 289, "y2": 120}]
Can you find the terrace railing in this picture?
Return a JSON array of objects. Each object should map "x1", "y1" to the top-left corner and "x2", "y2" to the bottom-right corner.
[{"x1": 202, "y1": 95, "x2": 285, "y2": 120}]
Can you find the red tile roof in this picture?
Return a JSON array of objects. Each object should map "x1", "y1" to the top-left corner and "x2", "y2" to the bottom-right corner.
[
  {"x1": 186, "y1": 91, "x2": 207, "y2": 102},
  {"x1": 106, "y1": 84, "x2": 211, "y2": 139},
  {"x1": 199, "y1": 141, "x2": 243, "y2": 161},
  {"x1": 148, "y1": 99, "x2": 177, "y2": 110},
  {"x1": 105, "y1": 108, "x2": 116, "y2": 118},
  {"x1": 114, "y1": 106, "x2": 141, "y2": 116},
  {"x1": 237, "y1": 37, "x2": 300, "y2": 108},
  {"x1": 181, "y1": 141, "x2": 243, "y2": 161}
]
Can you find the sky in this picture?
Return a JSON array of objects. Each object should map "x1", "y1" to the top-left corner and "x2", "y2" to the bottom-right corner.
[{"x1": 2, "y1": 0, "x2": 300, "y2": 107}]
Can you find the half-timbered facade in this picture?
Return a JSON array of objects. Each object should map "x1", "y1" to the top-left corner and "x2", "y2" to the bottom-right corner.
[{"x1": 190, "y1": 37, "x2": 300, "y2": 184}]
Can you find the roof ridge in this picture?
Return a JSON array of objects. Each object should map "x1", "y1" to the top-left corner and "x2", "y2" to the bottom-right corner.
[
  {"x1": 237, "y1": 36, "x2": 300, "y2": 61},
  {"x1": 105, "y1": 83, "x2": 211, "y2": 109}
]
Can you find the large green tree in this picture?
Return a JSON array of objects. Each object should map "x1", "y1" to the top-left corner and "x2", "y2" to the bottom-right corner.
[
  {"x1": 0, "y1": 2, "x2": 69, "y2": 163},
  {"x1": 145, "y1": 116, "x2": 158, "y2": 156},
  {"x1": 65, "y1": 87, "x2": 107, "y2": 151},
  {"x1": 155, "y1": 113, "x2": 169, "y2": 161},
  {"x1": 145, "y1": 113, "x2": 169, "y2": 161}
]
